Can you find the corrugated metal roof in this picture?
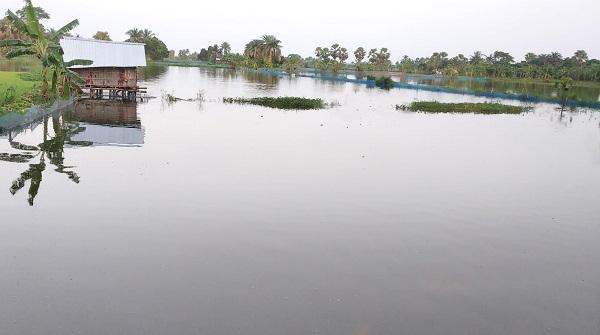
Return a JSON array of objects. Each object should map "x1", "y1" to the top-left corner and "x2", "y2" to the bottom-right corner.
[{"x1": 60, "y1": 37, "x2": 146, "y2": 68}]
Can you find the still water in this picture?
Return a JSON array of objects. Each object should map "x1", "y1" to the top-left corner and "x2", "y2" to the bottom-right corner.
[{"x1": 1, "y1": 66, "x2": 599, "y2": 335}]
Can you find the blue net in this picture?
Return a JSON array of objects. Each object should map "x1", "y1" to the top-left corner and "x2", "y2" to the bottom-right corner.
[
  {"x1": 0, "y1": 96, "x2": 74, "y2": 135},
  {"x1": 282, "y1": 70, "x2": 600, "y2": 109}
]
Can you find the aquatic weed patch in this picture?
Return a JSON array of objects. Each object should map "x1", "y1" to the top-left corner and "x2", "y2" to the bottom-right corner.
[
  {"x1": 396, "y1": 101, "x2": 532, "y2": 114},
  {"x1": 223, "y1": 96, "x2": 325, "y2": 110}
]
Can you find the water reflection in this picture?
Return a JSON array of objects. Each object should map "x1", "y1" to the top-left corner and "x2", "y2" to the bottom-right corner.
[
  {"x1": 65, "y1": 100, "x2": 145, "y2": 146},
  {"x1": 139, "y1": 64, "x2": 168, "y2": 82},
  {"x1": 241, "y1": 70, "x2": 280, "y2": 91},
  {"x1": 1, "y1": 100, "x2": 144, "y2": 205},
  {"x1": 2, "y1": 115, "x2": 86, "y2": 205}
]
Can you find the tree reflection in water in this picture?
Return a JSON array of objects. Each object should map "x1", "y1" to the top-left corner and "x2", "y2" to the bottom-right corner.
[{"x1": 3, "y1": 115, "x2": 90, "y2": 206}]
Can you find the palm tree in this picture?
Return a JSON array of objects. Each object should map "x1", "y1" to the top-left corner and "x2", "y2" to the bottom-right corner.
[
  {"x1": 125, "y1": 28, "x2": 142, "y2": 42},
  {"x1": 1, "y1": 0, "x2": 81, "y2": 98},
  {"x1": 141, "y1": 29, "x2": 154, "y2": 41},
  {"x1": 573, "y1": 50, "x2": 588, "y2": 66},
  {"x1": 469, "y1": 51, "x2": 484, "y2": 65},
  {"x1": 354, "y1": 47, "x2": 366, "y2": 63},
  {"x1": 260, "y1": 34, "x2": 282, "y2": 64},
  {"x1": 549, "y1": 52, "x2": 564, "y2": 68},
  {"x1": 220, "y1": 42, "x2": 231, "y2": 55},
  {"x1": 283, "y1": 54, "x2": 302, "y2": 75},
  {"x1": 524, "y1": 52, "x2": 536, "y2": 64},
  {"x1": 244, "y1": 39, "x2": 262, "y2": 60}
]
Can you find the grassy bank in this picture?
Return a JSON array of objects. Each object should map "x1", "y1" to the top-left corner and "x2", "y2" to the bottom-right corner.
[
  {"x1": 0, "y1": 71, "x2": 43, "y2": 116},
  {"x1": 396, "y1": 101, "x2": 532, "y2": 114}
]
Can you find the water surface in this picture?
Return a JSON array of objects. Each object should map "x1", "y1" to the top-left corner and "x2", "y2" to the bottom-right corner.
[{"x1": 1, "y1": 66, "x2": 599, "y2": 335}]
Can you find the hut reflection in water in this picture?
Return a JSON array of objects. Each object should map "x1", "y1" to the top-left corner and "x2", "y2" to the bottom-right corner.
[{"x1": 67, "y1": 100, "x2": 145, "y2": 146}]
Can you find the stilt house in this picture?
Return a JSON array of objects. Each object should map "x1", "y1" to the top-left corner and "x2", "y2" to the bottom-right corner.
[{"x1": 60, "y1": 37, "x2": 147, "y2": 99}]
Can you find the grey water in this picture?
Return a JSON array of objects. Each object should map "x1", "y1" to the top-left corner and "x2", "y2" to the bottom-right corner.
[{"x1": 1, "y1": 65, "x2": 599, "y2": 335}]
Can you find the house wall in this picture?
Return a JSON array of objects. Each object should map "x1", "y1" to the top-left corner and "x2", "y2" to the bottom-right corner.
[{"x1": 74, "y1": 67, "x2": 138, "y2": 88}]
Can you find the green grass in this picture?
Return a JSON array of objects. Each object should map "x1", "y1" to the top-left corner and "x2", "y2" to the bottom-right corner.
[
  {"x1": 396, "y1": 101, "x2": 532, "y2": 114},
  {"x1": 0, "y1": 71, "x2": 43, "y2": 116},
  {"x1": 223, "y1": 96, "x2": 325, "y2": 110}
]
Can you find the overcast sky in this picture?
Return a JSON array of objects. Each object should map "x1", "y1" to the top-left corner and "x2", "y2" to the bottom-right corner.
[{"x1": 3, "y1": 0, "x2": 600, "y2": 63}]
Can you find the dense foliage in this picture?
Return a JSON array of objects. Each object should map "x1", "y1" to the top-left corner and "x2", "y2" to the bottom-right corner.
[
  {"x1": 125, "y1": 28, "x2": 169, "y2": 61},
  {"x1": 367, "y1": 75, "x2": 395, "y2": 89},
  {"x1": 395, "y1": 50, "x2": 600, "y2": 82}
]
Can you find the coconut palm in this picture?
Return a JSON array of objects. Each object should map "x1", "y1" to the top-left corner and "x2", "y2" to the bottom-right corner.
[
  {"x1": 549, "y1": 52, "x2": 564, "y2": 68},
  {"x1": 260, "y1": 35, "x2": 282, "y2": 64},
  {"x1": 283, "y1": 54, "x2": 302, "y2": 74},
  {"x1": 125, "y1": 28, "x2": 143, "y2": 42},
  {"x1": 141, "y1": 29, "x2": 155, "y2": 41},
  {"x1": 220, "y1": 42, "x2": 231, "y2": 55},
  {"x1": 573, "y1": 50, "x2": 588, "y2": 66},
  {"x1": 524, "y1": 52, "x2": 536, "y2": 64},
  {"x1": 1, "y1": 0, "x2": 81, "y2": 98},
  {"x1": 469, "y1": 51, "x2": 484, "y2": 65}
]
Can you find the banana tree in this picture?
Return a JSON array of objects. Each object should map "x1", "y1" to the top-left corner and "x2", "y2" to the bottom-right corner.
[
  {"x1": 51, "y1": 58, "x2": 93, "y2": 99},
  {"x1": 1, "y1": 0, "x2": 81, "y2": 99},
  {"x1": 6, "y1": 115, "x2": 88, "y2": 206}
]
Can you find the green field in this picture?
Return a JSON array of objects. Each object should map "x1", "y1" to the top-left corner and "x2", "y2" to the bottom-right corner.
[{"x1": 0, "y1": 71, "x2": 42, "y2": 116}]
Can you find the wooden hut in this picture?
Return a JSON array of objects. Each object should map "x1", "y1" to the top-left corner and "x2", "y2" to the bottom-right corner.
[{"x1": 60, "y1": 37, "x2": 147, "y2": 100}]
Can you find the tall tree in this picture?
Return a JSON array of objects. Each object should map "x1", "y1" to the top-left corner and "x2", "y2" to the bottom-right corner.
[
  {"x1": 573, "y1": 50, "x2": 588, "y2": 66},
  {"x1": 469, "y1": 51, "x2": 485, "y2": 65},
  {"x1": 260, "y1": 34, "x2": 282, "y2": 64},
  {"x1": 141, "y1": 29, "x2": 154, "y2": 40},
  {"x1": 244, "y1": 39, "x2": 262, "y2": 60},
  {"x1": 144, "y1": 36, "x2": 168, "y2": 61},
  {"x1": 549, "y1": 52, "x2": 564, "y2": 68},
  {"x1": 125, "y1": 28, "x2": 142, "y2": 42},
  {"x1": 92, "y1": 31, "x2": 111, "y2": 41},
  {"x1": 220, "y1": 42, "x2": 231, "y2": 55},
  {"x1": 368, "y1": 48, "x2": 391, "y2": 71},
  {"x1": 283, "y1": 54, "x2": 302, "y2": 74},
  {"x1": 354, "y1": 47, "x2": 366, "y2": 63},
  {"x1": 16, "y1": 5, "x2": 49, "y2": 20},
  {"x1": 524, "y1": 52, "x2": 536, "y2": 64}
]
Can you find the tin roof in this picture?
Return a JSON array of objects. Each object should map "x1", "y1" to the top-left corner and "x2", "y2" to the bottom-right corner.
[{"x1": 60, "y1": 37, "x2": 146, "y2": 68}]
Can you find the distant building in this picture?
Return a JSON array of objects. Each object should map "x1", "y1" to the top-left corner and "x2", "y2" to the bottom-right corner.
[{"x1": 60, "y1": 37, "x2": 147, "y2": 99}]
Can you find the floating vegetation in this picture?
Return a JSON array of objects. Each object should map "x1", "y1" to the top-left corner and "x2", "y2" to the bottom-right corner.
[
  {"x1": 223, "y1": 96, "x2": 325, "y2": 110},
  {"x1": 395, "y1": 101, "x2": 532, "y2": 114},
  {"x1": 161, "y1": 90, "x2": 205, "y2": 103}
]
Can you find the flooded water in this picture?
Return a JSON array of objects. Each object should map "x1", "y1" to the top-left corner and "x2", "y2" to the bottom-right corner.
[{"x1": 1, "y1": 66, "x2": 600, "y2": 335}]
